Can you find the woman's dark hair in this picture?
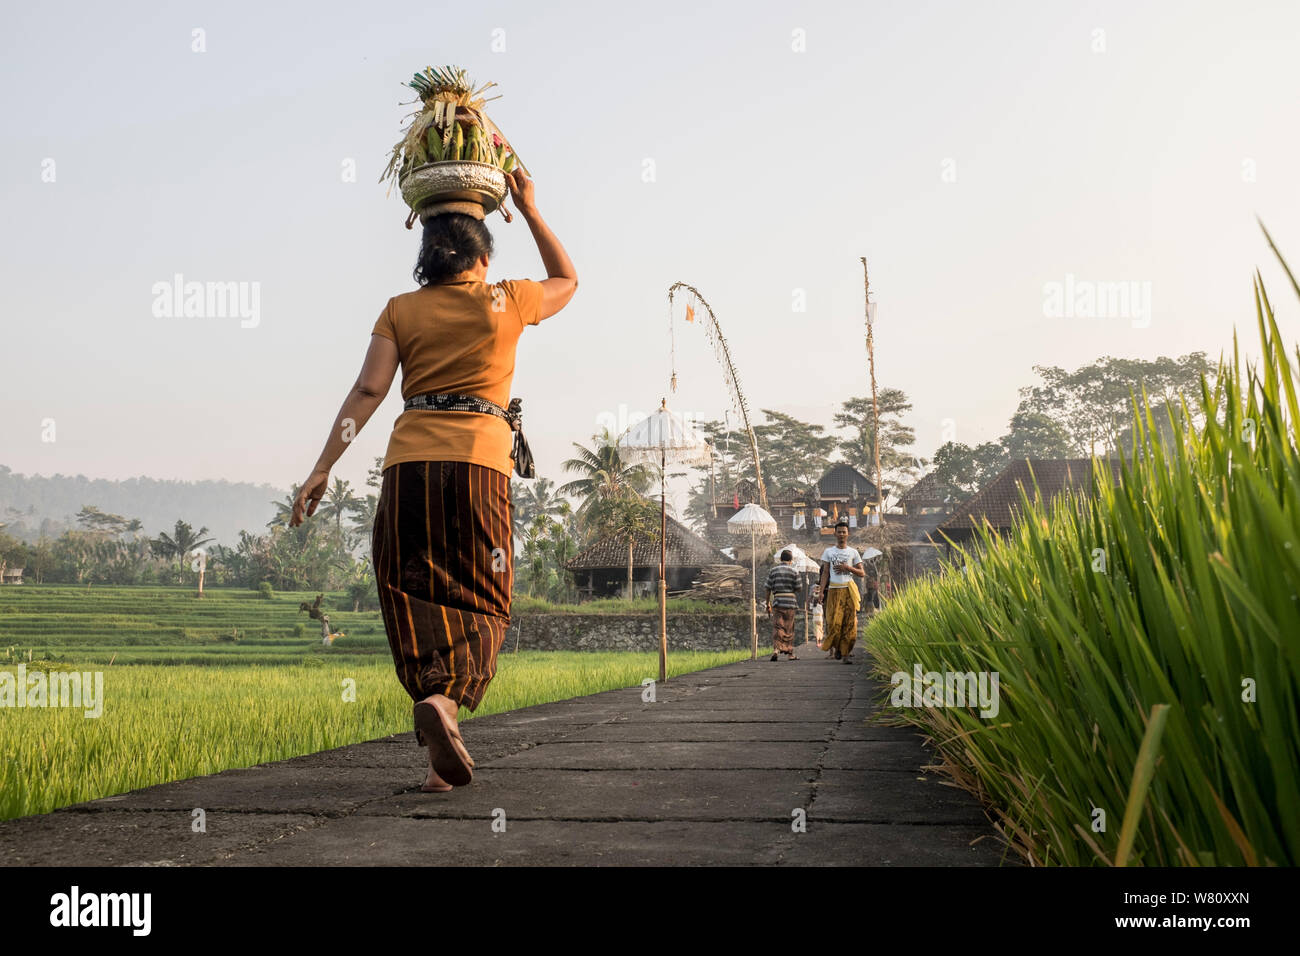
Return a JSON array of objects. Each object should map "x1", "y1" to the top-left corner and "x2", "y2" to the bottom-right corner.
[{"x1": 413, "y1": 213, "x2": 495, "y2": 285}]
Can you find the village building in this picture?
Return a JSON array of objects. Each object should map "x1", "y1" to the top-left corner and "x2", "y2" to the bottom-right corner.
[
  {"x1": 935, "y1": 457, "x2": 1124, "y2": 554},
  {"x1": 704, "y1": 463, "x2": 883, "y2": 548},
  {"x1": 881, "y1": 470, "x2": 955, "y2": 583},
  {"x1": 565, "y1": 510, "x2": 736, "y2": 602},
  {"x1": 897, "y1": 470, "x2": 951, "y2": 515},
  {"x1": 698, "y1": 462, "x2": 969, "y2": 591}
]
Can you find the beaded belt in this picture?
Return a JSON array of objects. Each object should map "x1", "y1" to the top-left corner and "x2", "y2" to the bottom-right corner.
[{"x1": 402, "y1": 392, "x2": 535, "y2": 479}]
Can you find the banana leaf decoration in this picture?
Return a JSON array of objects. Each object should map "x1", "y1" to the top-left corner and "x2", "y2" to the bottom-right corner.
[{"x1": 379, "y1": 65, "x2": 529, "y2": 199}]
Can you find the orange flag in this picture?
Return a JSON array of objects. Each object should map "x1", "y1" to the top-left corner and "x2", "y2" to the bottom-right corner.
[{"x1": 685, "y1": 303, "x2": 695, "y2": 323}]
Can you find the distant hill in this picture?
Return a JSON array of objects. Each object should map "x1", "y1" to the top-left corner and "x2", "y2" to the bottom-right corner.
[{"x1": 0, "y1": 465, "x2": 287, "y2": 547}]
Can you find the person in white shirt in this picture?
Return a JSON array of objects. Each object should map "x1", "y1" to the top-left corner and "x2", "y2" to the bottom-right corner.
[{"x1": 814, "y1": 518, "x2": 865, "y2": 662}]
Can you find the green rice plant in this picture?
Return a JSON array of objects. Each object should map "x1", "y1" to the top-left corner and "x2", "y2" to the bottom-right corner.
[{"x1": 866, "y1": 232, "x2": 1300, "y2": 866}]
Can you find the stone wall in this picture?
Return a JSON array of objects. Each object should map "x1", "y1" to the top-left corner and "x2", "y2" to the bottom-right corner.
[{"x1": 502, "y1": 612, "x2": 812, "y2": 653}]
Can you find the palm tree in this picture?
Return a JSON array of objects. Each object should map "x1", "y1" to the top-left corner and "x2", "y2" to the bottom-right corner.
[
  {"x1": 547, "y1": 501, "x2": 579, "y2": 602},
  {"x1": 152, "y1": 520, "x2": 214, "y2": 561},
  {"x1": 519, "y1": 514, "x2": 556, "y2": 597},
  {"x1": 268, "y1": 486, "x2": 300, "y2": 529},
  {"x1": 512, "y1": 476, "x2": 570, "y2": 544},
  {"x1": 344, "y1": 556, "x2": 377, "y2": 612},
  {"x1": 348, "y1": 494, "x2": 379, "y2": 551},
  {"x1": 587, "y1": 490, "x2": 660, "y2": 599},
  {"x1": 559, "y1": 429, "x2": 655, "y2": 533},
  {"x1": 61, "y1": 530, "x2": 96, "y2": 585},
  {"x1": 318, "y1": 478, "x2": 361, "y2": 534},
  {"x1": 152, "y1": 520, "x2": 214, "y2": 586},
  {"x1": 209, "y1": 543, "x2": 243, "y2": 585}
]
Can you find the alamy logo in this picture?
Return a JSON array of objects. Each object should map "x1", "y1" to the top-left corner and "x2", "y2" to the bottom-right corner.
[
  {"x1": 50, "y1": 886, "x2": 151, "y2": 936},
  {"x1": 151, "y1": 273, "x2": 261, "y2": 328},
  {"x1": 1042, "y1": 274, "x2": 1151, "y2": 329},
  {"x1": 0, "y1": 665, "x2": 103, "y2": 718},
  {"x1": 890, "y1": 664, "x2": 1000, "y2": 718}
]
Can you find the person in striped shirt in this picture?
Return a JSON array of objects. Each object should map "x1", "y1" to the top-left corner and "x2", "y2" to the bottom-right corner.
[{"x1": 764, "y1": 550, "x2": 805, "y2": 661}]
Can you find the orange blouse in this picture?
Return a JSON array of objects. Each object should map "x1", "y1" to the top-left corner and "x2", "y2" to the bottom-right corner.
[{"x1": 371, "y1": 278, "x2": 545, "y2": 476}]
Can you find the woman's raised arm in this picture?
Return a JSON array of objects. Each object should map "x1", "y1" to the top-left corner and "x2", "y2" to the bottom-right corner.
[{"x1": 506, "y1": 169, "x2": 577, "y2": 320}]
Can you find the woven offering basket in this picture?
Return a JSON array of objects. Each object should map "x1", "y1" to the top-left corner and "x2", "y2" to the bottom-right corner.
[
  {"x1": 382, "y1": 66, "x2": 527, "y2": 225},
  {"x1": 400, "y1": 160, "x2": 507, "y2": 220}
]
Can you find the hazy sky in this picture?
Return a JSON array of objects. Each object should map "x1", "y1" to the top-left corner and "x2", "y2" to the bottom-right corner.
[{"x1": 3, "y1": 0, "x2": 1299, "y2": 517}]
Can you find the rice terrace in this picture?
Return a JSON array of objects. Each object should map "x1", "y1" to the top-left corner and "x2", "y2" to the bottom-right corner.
[{"x1": 0, "y1": 585, "x2": 748, "y2": 820}]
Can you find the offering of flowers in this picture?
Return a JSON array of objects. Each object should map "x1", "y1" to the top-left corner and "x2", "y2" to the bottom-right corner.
[{"x1": 380, "y1": 65, "x2": 528, "y2": 223}]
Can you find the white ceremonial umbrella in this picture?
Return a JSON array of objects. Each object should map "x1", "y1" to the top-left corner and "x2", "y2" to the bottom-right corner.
[
  {"x1": 618, "y1": 398, "x2": 713, "y2": 683},
  {"x1": 771, "y1": 543, "x2": 819, "y2": 573},
  {"x1": 727, "y1": 502, "x2": 778, "y2": 659},
  {"x1": 860, "y1": 546, "x2": 883, "y2": 560}
]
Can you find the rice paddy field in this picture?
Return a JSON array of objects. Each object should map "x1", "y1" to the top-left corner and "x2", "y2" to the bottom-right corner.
[
  {"x1": 866, "y1": 264, "x2": 1300, "y2": 867},
  {"x1": 0, "y1": 585, "x2": 747, "y2": 821}
]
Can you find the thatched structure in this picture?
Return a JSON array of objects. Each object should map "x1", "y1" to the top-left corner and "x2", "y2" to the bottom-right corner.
[{"x1": 565, "y1": 512, "x2": 736, "y2": 600}]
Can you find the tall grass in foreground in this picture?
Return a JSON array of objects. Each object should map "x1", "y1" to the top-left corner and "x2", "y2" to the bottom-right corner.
[
  {"x1": 0, "y1": 650, "x2": 747, "y2": 821},
  {"x1": 867, "y1": 239, "x2": 1300, "y2": 866}
]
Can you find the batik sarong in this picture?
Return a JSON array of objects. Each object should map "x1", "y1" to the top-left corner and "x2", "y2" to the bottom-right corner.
[
  {"x1": 818, "y1": 580, "x2": 861, "y2": 657},
  {"x1": 372, "y1": 460, "x2": 513, "y2": 710},
  {"x1": 771, "y1": 607, "x2": 796, "y2": 654}
]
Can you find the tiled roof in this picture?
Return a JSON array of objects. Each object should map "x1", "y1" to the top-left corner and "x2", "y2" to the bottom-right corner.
[
  {"x1": 566, "y1": 510, "x2": 735, "y2": 570},
  {"x1": 815, "y1": 463, "x2": 879, "y2": 498},
  {"x1": 899, "y1": 471, "x2": 945, "y2": 506},
  {"x1": 938, "y1": 458, "x2": 1123, "y2": 534},
  {"x1": 720, "y1": 465, "x2": 879, "y2": 506},
  {"x1": 724, "y1": 478, "x2": 817, "y2": 503}
]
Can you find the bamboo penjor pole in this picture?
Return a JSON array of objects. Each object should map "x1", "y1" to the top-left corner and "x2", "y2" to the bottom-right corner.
[
  {"x1": 862, "y1": 257, "x2": 886, "y2": 595},
  {"x1": 659, "y1": 446, "x2": 667, "y2": 684}
]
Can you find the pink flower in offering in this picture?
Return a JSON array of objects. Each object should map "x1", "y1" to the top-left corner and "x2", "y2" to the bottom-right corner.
[{"x1": 492, "y1": 133, "x2": 502, "y2": 148}]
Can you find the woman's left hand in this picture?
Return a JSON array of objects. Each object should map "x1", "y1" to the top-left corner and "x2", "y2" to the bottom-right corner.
[{"x1": 291, "y1": 468, "x2": 330, "y2": 527}]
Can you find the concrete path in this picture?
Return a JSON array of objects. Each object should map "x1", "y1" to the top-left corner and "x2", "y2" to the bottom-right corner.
[{"x1": 0, "y1": 650, "x2": 1012, "y2": 866}]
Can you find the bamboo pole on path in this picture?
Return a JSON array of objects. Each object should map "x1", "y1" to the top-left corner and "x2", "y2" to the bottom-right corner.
[
  {"x1": 862, "y1": 257, "x2": 886, "y2": 596},
  {"x1": 658, "y1": 446, "x2": 668, "y2": 684}
]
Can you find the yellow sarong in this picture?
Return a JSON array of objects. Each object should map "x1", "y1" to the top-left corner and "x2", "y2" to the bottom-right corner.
[{"x1": 819, "y1": 581, "x2": 861, "y2": 657}]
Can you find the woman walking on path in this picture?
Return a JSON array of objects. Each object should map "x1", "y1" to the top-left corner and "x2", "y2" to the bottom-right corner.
[{"x1": 291, "y1": 169, "x2": 577, "y2": 791}]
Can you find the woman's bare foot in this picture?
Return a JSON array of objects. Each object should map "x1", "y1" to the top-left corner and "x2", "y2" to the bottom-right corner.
[
  {"x1": 421, "y1": 748, "x2": 453, "y2": 792},
  {"x1": 415, "y1": 692, "x2": 474, "y2": 789}
]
